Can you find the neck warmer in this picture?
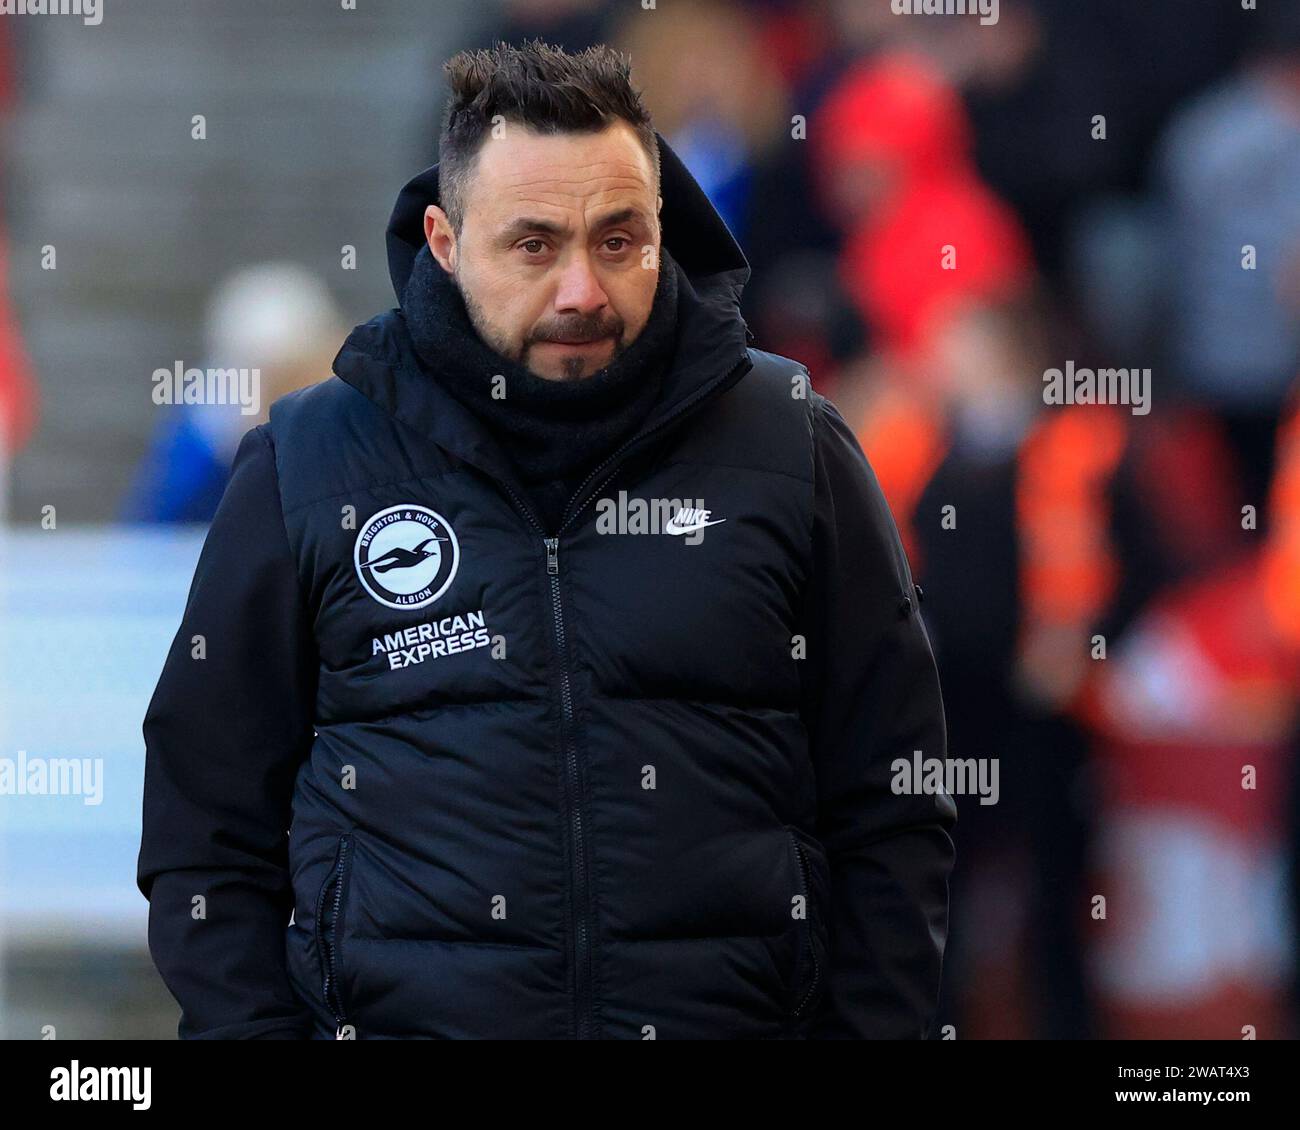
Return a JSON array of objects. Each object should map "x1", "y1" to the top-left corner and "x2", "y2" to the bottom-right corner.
[{"x1": 401, "y1": 241, "x2": 681, "y2": 493}]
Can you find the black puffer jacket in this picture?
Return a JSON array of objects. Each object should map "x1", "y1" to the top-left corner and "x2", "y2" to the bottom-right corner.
[{"x1": 137, "y1": 133, "x2": 957, "y2": 1040}]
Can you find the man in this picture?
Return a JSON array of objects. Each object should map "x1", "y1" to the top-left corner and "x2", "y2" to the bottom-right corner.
[{"x1": 137, "y1": 40, "x2": 956, "y2": 1040}]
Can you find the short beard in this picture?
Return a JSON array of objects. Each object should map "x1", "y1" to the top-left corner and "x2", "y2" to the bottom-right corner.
[
  {"x1": 454, "y1": 265, "x2": 518, "y2": 366},
  {"x1": 455, "y1": 264, "x2": 628, "y2": 381}
]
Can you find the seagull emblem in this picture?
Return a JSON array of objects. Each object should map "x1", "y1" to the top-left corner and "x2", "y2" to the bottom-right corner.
[{"x1": 360, "y1": 536, "x2": 447, "y2": 574}]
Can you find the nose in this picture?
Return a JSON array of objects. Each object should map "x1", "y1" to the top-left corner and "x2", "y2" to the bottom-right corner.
[{"x1": 553, "y1": 251, "x2": 609, "y2": 316}]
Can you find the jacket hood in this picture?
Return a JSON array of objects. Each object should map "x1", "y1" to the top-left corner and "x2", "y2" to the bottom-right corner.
[{"x1": 332, "y1": 131, "x2": 756, "y2": 503}]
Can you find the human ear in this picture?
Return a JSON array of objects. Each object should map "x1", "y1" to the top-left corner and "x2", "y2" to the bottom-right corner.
[{"x1": 424, "y1": 205, "x2": 457, "y2": 273}]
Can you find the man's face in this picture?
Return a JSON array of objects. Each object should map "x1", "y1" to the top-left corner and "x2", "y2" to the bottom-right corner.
[{"x1": 424, "y1": 121, "x2": 662, "y2": 382}]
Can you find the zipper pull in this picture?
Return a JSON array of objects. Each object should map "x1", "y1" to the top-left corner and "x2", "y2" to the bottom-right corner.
[{"x1": 544, "y1": 537, "x2": 559, "y2": 575}]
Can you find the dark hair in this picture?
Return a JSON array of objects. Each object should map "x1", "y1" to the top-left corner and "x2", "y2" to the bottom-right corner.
[{"x1": 438, "y1": 39, "x2": 661, "y2": 235}]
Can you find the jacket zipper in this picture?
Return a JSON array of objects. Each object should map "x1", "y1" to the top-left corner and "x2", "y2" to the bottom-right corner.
[
  {"x1": 494, "y1": 483, "x2": 596, "y2": 1039},
  {"x1": 321, "y1": 832, "x2": 353, "y2": 1037},
  {"x1": 543, "y1": 533, "x2": 595, "y2": 1039},
  {"x1": 497, "y1": 349, "x2": 754, "y2": 1040},
  {"x1": 789, "y1": 832, "x2": 822, "y2": 1021}
]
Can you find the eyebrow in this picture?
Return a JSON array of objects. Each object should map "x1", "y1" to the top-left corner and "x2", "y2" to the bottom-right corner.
[{"x1": 498, "y1": 206, "x2": 649, "y2": 244}]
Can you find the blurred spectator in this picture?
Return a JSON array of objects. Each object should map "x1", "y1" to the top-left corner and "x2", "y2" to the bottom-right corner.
[
  {"x1": 1155, "y1": 4, "x2": 1300, "y2": 507},
  {"x1": 118, "y1": 263, "x2": 342, "y2": 524},
  {"x1": 1084, "y1": 544, "x2": 1298, "y2": 1038},
  {"x1": 617, "y1": 0, "x2": 788, "y2": 238},
  {"x1": 812, "y1": 52, "x2": 1035, "y2": 362},
  {"x1": 0, "y1": 18, "x2": 39, "y2": 516},
  {"x1": 868, "y1": 300, "x2": 1104, "y2": 1038},
  {"x1": 729, "y1": 2, "x2": 862, "y2": 394},
  {"x1": 0, "y1": 231, "x2": 37, "y2": 483},
  {"x1": 962, "y1": 0, "x2": 1246, "y2": 278}
]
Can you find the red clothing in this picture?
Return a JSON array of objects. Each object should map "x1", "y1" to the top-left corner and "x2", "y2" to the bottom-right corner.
[
  {"x1": 813, "y1": 52, "x2": 1033, "y2": 356},
  {"x1": 840, "y1": 173, "x2": 1033, "y2": 356},
  {"x1": 0, "y1": 231, "x2": 37, "y2": 455}
]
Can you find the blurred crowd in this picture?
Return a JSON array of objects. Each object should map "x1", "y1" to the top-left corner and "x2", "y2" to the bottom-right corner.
[{"x1": 3, "y1": 0, "x2": 1299, "y2": 1038}]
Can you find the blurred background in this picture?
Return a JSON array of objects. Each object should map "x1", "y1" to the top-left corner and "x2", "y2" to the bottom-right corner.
[{"x1": 1, "y1": 0, "x2": 1298, "y2": 1039}]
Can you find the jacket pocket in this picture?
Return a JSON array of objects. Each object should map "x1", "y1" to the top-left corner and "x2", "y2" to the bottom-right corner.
[
  {"x1": 785, "y1": 826, "x2": 826, "y2": 1023},
  {"x1": 315, "y1": 831, "x2": 356, "y2": 1033}
]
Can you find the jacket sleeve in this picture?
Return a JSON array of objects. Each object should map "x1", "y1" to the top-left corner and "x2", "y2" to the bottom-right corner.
[
  {"x1": 799, "y1": 394, "x2": 958, "y2": 1039},
  {"x1": 136, "y1": 423, "x2": 318, "y2": 1039}
]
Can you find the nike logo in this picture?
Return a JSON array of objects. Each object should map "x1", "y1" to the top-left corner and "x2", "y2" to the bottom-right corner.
[{"x1": 663, "y1": 508, "x2": 727, "y2": 536}]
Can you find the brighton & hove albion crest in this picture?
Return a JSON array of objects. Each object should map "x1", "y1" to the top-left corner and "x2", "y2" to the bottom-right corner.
[{"x1": 354, "y1": 504, "x2": 460, "y2": 610}]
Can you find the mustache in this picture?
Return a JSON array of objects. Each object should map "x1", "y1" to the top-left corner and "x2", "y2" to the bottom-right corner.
[{"x1": 528, "y1": 313, "x2": 624, "y2": 346}]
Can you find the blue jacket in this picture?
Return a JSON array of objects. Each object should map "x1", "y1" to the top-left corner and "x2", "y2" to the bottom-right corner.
[{"x1": 136, "y1": 133, "x2": 956, "y2": 1039}]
